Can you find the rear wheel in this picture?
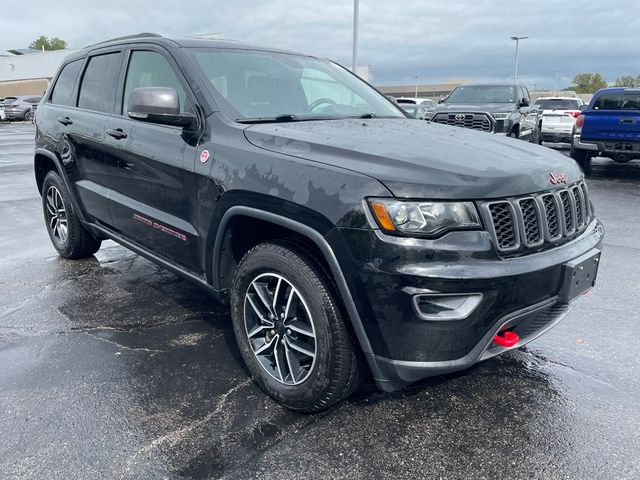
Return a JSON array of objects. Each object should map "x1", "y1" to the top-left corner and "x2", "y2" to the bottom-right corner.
[
  {"x1": 23, "y1": 110, "x2": 32, "y2": 121},
  {"x1": 570, "y1": 147, "x2": 591, "y2": 172},
  {"x1": 230, "y1": 241, "x2": 362, "y2": 412},
  {"x1": 42, "y1": 170, "x2": 102, "y2": 259}
]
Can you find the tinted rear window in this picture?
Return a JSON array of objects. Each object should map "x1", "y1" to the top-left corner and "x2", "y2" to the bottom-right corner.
[
  {"x1": 535, "y1": 99, "x2": 581, "y2": 110},
  {"x1": 78, "y1": 53, "x2": 121, "y2": 113},
  {"x1": 50, "y1": 60, "x2": 82, "y2": 106},
  {"x1": 593, "y1": 92, "x2": 640, "y2": 110}
]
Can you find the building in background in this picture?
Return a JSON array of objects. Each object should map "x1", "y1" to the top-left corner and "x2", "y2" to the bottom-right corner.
[
  {"x1": 377, "y1": 80, "x2": 467, "y2": 100},
  {"x1": 0, "y1": 48, "x2": 75, "y2": 97}
]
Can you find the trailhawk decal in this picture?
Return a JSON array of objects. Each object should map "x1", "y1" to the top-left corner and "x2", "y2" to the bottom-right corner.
[{"x1": 132, "y1": 213, "x2": 187, "y2": 241}]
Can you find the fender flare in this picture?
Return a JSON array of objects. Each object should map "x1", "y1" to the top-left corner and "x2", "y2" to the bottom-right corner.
[
  {"x1": 34, "y1": 147, "x2": 89, "y2": 224},
  {"x1": 211, "y1": 206, "x2": 383, "y2": 377}
]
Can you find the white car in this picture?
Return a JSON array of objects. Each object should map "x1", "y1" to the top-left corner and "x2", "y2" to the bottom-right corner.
[
  {"x1": 0, "y1": 101, "x2": 6, "y2": 121},
  {"x1": 395, "y1": 97, "x2": 437, "y2": 117},
  {"x1": 534, "y1": 97, "x2": 584, "y2": 145}
]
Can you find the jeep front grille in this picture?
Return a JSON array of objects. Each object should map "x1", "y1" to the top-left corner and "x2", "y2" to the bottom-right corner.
[
  {"x1": 431, "y1": 112, "x2": 493, "y2": 132},
  {"x1": 480, "y1": 181, "x2": 592, "y2": 257}
]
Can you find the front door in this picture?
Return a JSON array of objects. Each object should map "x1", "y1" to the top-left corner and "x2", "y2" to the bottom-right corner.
[{"x1": 104, "y1": 48, "x2": 201, "y2": 272}]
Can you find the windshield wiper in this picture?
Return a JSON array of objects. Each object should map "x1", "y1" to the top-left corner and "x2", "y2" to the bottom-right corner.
[
  {"x1": 359, "y1": 112, "x2": 377, "y2": 118},
  {"x1": 236, "y1": 114, "x2": 301, "y2": 124}
]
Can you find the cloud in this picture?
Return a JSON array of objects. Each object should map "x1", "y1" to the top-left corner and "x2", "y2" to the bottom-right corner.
[{"x1": 1, "y1": 0, "x2": 638, "y2": 89}]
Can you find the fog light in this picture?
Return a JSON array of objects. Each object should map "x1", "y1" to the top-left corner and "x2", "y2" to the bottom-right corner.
[{"x1": 412, "y1": 293, "x2": 483, "y2": 321}]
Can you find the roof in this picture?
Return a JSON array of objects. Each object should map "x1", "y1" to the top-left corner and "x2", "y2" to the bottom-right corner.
[
  {"x1": 460, "y1": 83, "x2": 523, "y2": 87},
  {"x1": 79, "y1": 32, "x2": 302, "y2": 56},
  {"x1": 534, "y1": 96, "x2": 582, "y2": 100}
]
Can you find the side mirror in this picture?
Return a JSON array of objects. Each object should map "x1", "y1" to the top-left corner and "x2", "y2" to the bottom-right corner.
[
  {"x1": 127, "y1": 87, "x2": 195, "y2": 128},
  {"x1": 438, "y1": 97, "x2": 446, "y2": 104},
  {"x1": 579, "y1": 104, "x2": 588, "y2": 112},
  {"x1": 519, "y1": 98, "x2": 530, "y2": 108}
]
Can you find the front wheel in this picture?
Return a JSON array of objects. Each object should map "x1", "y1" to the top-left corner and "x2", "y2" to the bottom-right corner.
[
  {"x1": 42, "y1": 170, "x2": 102, "y2": 259},
  {"x1": 230, "y1": 241, "x2": 362, "y2": 412}
]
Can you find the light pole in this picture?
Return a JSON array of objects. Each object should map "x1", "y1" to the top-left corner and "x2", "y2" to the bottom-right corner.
[
  {"x1": 352, "y1": 0, "x2": 359, "y2": 72},
  {"x1": 414, "y1": 76, "x2": 419, "y2": 98},
  {"x1": 510, "y1": 36, "x2": 528, "y2": 83}
]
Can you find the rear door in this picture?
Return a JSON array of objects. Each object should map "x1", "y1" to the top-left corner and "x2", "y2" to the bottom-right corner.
[
  {"x1": 70, "y1": 50, "x2": 124, "y2": 226},
  {"x1": 36, "y1": 52, "x2": 122, "y2": 226},
  {"x1": 103, "y1": 46, "x2": 201, "y2": 271},
  {"x1": 582, "y1": 91, "x2": 640, "y2": 142}
]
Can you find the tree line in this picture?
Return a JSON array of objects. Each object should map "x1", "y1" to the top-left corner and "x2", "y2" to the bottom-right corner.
[{"x1": 564, "y1": 72, "x2": 640, "y2": 93}]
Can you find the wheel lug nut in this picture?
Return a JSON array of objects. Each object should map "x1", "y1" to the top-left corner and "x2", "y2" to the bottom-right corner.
[
  {"x1": 286, "y1": 329, "x2": 292, "y2": 336},
  {"x1": 280, "y1": 313, "x2": 285, "y2": 319}
]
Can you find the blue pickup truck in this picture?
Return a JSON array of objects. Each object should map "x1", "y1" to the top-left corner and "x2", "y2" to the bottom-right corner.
[{"x1": 570, "y1": 87, "x2": 640, "y2": 169}]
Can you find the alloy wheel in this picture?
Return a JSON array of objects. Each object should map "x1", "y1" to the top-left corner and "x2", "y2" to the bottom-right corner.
[
  {"x1": 45, "y1": 186, "x2": 68, "y2": 244},
  {"x1": 243, "y1": 272, "x2": 317, "y2": 385}
]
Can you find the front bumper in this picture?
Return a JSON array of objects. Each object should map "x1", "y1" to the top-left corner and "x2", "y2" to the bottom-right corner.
[{"x1": 335, "y1": 219, "x2": 604, "y2": 391}]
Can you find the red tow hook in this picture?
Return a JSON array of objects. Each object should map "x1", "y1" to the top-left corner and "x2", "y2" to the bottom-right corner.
[{"x1": 493, "y1": 331, "x2": 519, "y2": 348}]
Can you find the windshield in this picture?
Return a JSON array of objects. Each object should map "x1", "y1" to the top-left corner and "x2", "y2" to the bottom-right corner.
[
  {"x1": 400, "y1": 105, "x2": 418, "y2": 116},
  {"x1": 535, "y1": 99, "x2": 581, "y2": 110},
  {"x1": 446, "y1": 86, "x2": 517, "y2": 104},
  {"x1": 188, "y1": 48, "x2": 404, "y2": 122},
  {"x1": 593, "y1": 92, "x2": 640, "y2": 110}
]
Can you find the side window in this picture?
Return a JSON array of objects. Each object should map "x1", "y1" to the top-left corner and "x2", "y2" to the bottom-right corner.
[
  {"x1": 50, "y1": 60, "x2": 82, "y2": 106},
  {"x1": 523, "y1": 87, "x2": 531, "y2": 102},
  {"x1": 122, "y1": 51, "x2": 189, "y2": 114},
  {"x1": 77, "y1": 53, "x2": 121, "y2": 113}
]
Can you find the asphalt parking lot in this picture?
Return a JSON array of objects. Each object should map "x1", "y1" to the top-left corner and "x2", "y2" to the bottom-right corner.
[{"x1": 1, "y1": 123, "x2": 639, "y2": 480}]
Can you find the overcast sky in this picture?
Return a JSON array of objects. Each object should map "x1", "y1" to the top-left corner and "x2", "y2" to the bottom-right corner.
[{"x1": 1, "y1": 0, "x2": 638, "y2": 89}]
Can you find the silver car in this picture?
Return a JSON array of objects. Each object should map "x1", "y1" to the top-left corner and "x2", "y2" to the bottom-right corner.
[{"x1": 0, "y1": 96, "x2": 42, "y2": 121}]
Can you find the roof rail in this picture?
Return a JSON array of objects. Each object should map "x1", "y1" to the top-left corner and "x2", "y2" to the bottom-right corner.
[{"x1": 85, "y1": 32, "x2": 162, "y2": 48}]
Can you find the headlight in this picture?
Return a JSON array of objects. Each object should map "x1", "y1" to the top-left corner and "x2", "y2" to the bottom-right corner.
[
  {"x1": 368, "y1": 199, "x2": 481, "y2": 236},
  {"x1": 492, "y1": 113, "x2": 509, "y2": 120}
]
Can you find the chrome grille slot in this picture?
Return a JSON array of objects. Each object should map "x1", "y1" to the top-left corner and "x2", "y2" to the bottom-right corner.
[
  {"x1": 488, "y1": 202, "x2": 518, "y2": 250},
  {"x1": 541, "y1": 194, "x2": 562, "y2": 241},
  {"x1": 558, "y1": 190, "x2": 575, "y2": 235},
  {"x1": 518, "y1": 198, "x2": 542, "y2": 246},
  {"x1": 571, "y1": 186, "x2": 585, "y2": 228}
]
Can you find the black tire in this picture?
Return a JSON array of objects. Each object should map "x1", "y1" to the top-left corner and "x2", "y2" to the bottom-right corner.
[
  {"x1": 42, "y1": 170, "x2": 102, "y2": 259},
  {"x1": 24, "y1": 110, "x2": 32, "y2": 121},
  {"x1": 569, "y1": 147, "x2": 591, "y2": 172},
  {"x1": 230, "y1": 241, "x2": 361, "y2": 413}
]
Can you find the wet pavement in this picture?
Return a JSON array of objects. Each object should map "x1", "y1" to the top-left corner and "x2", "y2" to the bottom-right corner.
[{"x1": 1, "y1": 123, "x2": 639, "y2": 479}]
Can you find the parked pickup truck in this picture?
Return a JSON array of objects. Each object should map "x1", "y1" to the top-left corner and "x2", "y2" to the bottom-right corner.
[
  {"x1": 571, "y1": 88, "x2": 640, "y2": 169},
  {"x1": 431, "y1": 83, "x2": 541, "y2": 142}
]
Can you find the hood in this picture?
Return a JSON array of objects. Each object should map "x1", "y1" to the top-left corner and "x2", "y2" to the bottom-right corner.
[
  {"x1": 435, "y1": 102, "x2": 517, "y2": 114},
  {"x1": 243, "y1": 118, "x2": 582, "y2": 199}
]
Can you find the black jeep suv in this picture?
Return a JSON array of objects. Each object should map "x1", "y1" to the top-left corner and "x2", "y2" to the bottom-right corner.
[
  {"x1": 35, "y1": 34, "x2": 603, "y2": 412},
  {"x1": 432, "y1": 83, "x2": 542, "y2": 142}
]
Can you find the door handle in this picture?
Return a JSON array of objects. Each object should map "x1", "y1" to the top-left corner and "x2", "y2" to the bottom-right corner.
[
  {"x1": 619, "y1": 118, "x2": 636, "y2": 125},
  {"x1": 57, "y1": 116, "x2": 73, "y2": 126},
  {"x1": 107, "y1": 128, "x2": 128, "y2": 140}
]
